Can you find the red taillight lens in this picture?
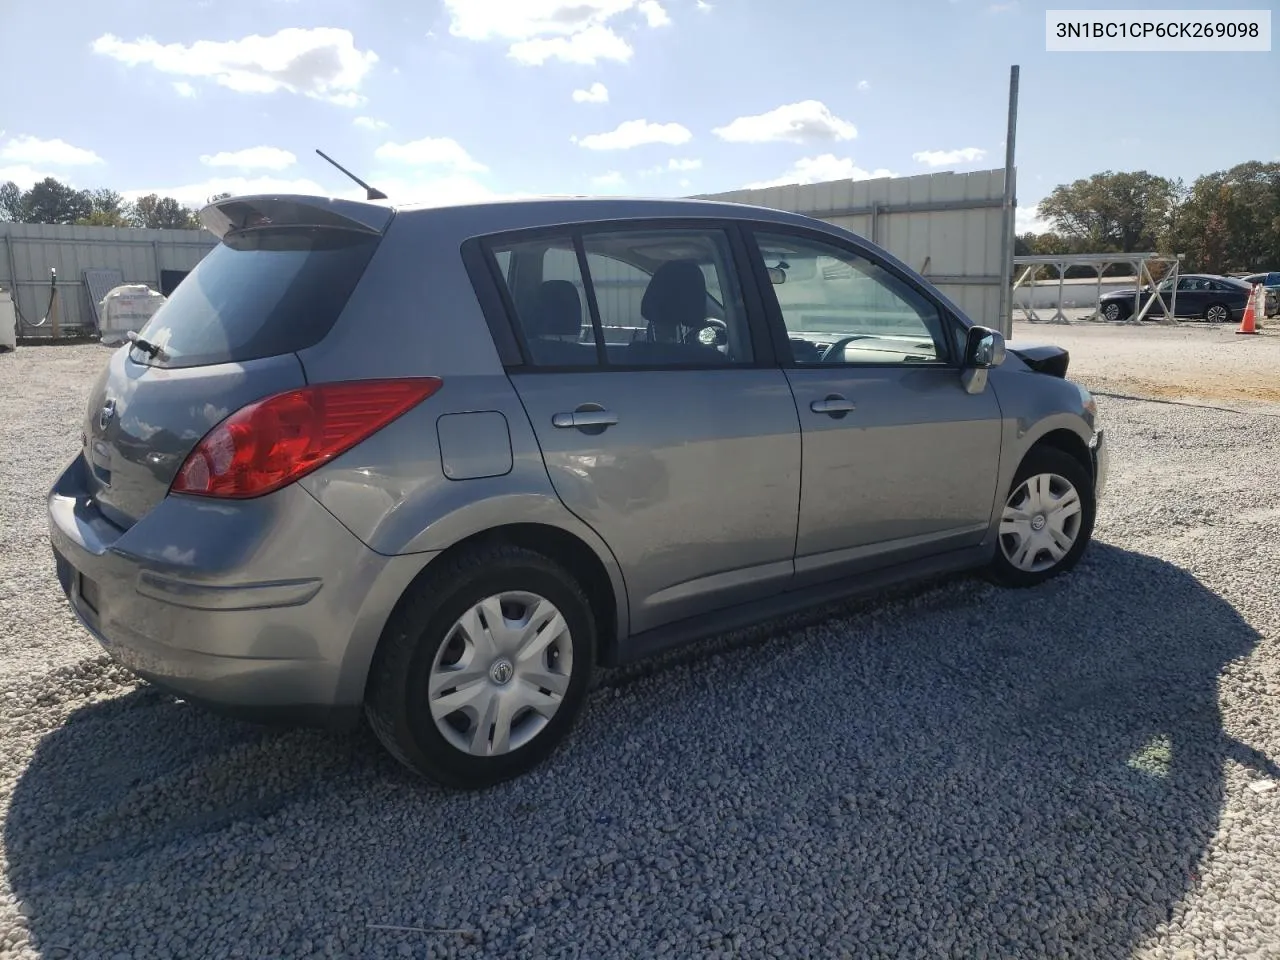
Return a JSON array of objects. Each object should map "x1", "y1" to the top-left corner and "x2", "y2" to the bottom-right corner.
[{"x1": 171, "y1": 377, "x2": 442, "y2": 499}]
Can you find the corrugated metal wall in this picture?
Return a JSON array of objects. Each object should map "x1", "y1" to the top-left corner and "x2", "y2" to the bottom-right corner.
[
  {"x1": 696, "y1": 169, "x2": 1009, "y2": 326},
  {"x1": 0, "y1": 222, "x2": 217, "y2": 335}
]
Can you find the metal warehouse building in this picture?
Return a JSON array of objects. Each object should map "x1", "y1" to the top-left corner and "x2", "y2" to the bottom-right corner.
[
  {"x1": 1, "y1": 167, "x2": 1010, "y2": 340},
  {"x1": 698, "y1": 168, "x2": 1009, "y2": 328},
  {"x1": 0, "y1": 222, "x2": 217, "y2": 338}
]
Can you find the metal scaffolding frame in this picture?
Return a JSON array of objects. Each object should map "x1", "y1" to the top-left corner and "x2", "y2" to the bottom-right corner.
[{"x1": 1012, "y1": 252, "x2": 1183, "y2": 325}]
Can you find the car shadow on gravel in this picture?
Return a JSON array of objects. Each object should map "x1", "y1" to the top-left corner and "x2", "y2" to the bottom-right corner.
[{"x1": 4, "y1": 543, "x2": 1266, "y2": 959}]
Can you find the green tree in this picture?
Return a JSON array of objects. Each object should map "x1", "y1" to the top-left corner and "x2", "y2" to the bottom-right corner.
[
  {"x1": 0, "y1": 181, "x2": 23, "y2": 221},
  {"x1": 1038, "y1": 170, "x2": 1176, "y2": 253},
  {"x1": 1163, "y1": 162, "x2": 1280, "y2": 273},
  {"x1": 20, "y1": 177, "x2": 93, "y2": 225},
  {"x1": 75, "y1": 188, "x2": 135, "y2": 227},
  {"x1": 131, "y1": 194, "x2": 200, "y2": 229}
]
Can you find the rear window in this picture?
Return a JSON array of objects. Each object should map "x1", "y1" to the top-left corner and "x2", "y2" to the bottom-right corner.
[{"x1": 131, "y1": 227, "x2": 380, "y2": 369}]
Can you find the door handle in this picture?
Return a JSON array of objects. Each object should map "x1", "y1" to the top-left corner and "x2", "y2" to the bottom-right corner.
[
  {"x1": 810, "y1": 396, "x2": 855, "y2": 415},
  {"x1": 552, "y1": 409, "x2": 618, "y2": 429}
]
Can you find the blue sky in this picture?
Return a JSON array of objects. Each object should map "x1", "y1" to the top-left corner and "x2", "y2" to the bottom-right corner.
[{"x1": 1, "y1": 0, "x2": 1276, "y2": 232}]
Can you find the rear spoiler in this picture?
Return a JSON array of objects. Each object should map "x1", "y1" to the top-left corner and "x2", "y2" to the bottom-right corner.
[{"x1": 199, "y1": 194, "x2": 394, "y2": 241}]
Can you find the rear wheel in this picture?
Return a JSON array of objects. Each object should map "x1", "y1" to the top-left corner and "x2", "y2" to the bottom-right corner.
[
  {"x1": 988, "y1": 447, "x2": 1095, "y2": 588},
  {"x1": 1204, "y1": 301, "x2": 1232, "y2": 324},
  {"x1": 366, "y1": 544, "x2": 596, "y2": 789}
]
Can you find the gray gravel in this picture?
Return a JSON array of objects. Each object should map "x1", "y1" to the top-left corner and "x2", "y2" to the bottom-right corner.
[{"x1": 3, "y1": 342, "x2": 1280, "y2": 959}]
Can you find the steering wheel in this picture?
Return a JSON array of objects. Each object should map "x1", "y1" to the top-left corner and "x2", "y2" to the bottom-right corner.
[
  {"x1": 820, "y1": 335, "x2": 867, "y2": 362},
  {"x1": 693, "y1": 317, "x2": 728, "y2": 347}
]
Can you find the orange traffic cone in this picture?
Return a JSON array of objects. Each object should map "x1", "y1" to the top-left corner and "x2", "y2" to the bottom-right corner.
[{"x1": 1236, "y1": 284, "x2": 1260, "y2": 335}]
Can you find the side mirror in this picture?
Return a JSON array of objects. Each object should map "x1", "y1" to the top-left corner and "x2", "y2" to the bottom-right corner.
[{"x1": 964, "y1": 325, "x2": 1006, "y2": 369}]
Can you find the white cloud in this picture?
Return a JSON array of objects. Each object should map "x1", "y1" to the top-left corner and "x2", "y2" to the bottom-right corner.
[
  {"x1": 91, "y1": 28, "x2": 378, "y2": 106},
  {"x1": 592, "y1": 171, "x2": 626, "y2": 188},
  {"x1": 122, "y1": 171, "x2": 508, "y2": 211},
  {"x1": 713, "y1": 101, "x2": 857, "y2": 144},
  {"x1": 857, "y1": 80, "x2": 870, "y2": 92},
  {"x1": 912, "y1": 147, "x2": 987, "y2": 167},
  {"x1": 572, "y1": 82, "x2": 610, "y2": 104},
  {"x1": 576, "y1": 119, "x2": 692, "y2": 150},
  {"x1": 510, "y1": 24, "x2": 632, "y2": 65},
  {"x1": 353, "y1": 116, "x2": 389, "y2": 130},
  {"x1": 744, "y1": 154, "x2": 896, "y2": 190},
  {"x1": 327, "y1": 91, "x2": 367, "y2": 108},
  {"x1": 173, "y1": 81, "x2": 197, "y2": 98},
  {"x1": 637, "y1": 0, "x2": 671, "y2": 26},
  {"x1": 696, "y1": 0, "x2": 712, "y2": 10},
  {"x1": 121, "y1": 175, "x2": 331, "y2": 206},
  {"x1": 443, "y1": 0, "x2": 672, "y2": 65},
  {"x1": 0, "y1": 165, "x2": 61, "y2": 190},
  {"x1": 360, "y1": 173, "x2": 502, "y2": 208},
  {"x1": 199, "y1": 146, "x2": 297, "y2": 171},
  {"x1": 0, "y1": 135, "x2": 103, "y2": 167},
  {"x1": 375, "y1": 137, "x2": 487, "y2": 172},
  {"x1": 667, "y1": 157, "x2": 701, "y2": 171},
  {"x1": 1016, "y1": 204, "x2": 1050, "y2": 234}
]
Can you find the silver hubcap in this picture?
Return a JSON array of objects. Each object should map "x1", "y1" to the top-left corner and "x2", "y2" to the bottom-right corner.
[
  {"x1": 428, "y1": 592, "x2": 574, "y2": 757},
  {"x1": 1104, "y1": 304, "x2": 1120, "y2": 321},
  {"x1": 999, "y1": 473, "x2": 1083, "y2": 573},
  {"x1": 1207, "y1": 305, "x2": 1227, "y2": 322}
]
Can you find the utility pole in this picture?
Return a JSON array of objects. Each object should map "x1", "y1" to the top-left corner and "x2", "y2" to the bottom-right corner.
[{"x1": 997, "y1": 65, "x2": 1020, "y2": 339}]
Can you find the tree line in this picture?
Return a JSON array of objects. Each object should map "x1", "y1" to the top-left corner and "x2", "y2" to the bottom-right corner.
[
  {"x1": 1018, "y1": 160, "x2": 1280, "y2": 279},
  {"x1": 0, "y1": 177, "x2": 232, "y2": 230}
]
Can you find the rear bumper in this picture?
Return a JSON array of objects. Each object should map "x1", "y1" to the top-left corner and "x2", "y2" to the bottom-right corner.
[{"x1": 47, "y1": 454, "x2": 428, "y2": 728}]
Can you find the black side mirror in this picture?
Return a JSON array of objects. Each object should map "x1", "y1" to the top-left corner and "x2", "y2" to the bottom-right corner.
[{"x1": 964, "y1": 325, "x2": 1006, "y2": 369}]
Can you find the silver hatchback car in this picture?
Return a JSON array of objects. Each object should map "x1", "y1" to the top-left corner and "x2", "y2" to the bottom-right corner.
[{"x1": 49, "y1": 194, "x2": 1107, "y2": 789}]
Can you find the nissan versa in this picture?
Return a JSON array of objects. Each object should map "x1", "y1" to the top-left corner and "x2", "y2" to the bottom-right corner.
[{"x1": 48, "y1": 194, "x2": 1107, "y2": 789}]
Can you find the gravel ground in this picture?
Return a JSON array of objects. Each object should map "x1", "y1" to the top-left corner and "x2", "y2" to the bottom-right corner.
[{"x1": 2, "y1": 338, "x2": 1279, "y2": 959}]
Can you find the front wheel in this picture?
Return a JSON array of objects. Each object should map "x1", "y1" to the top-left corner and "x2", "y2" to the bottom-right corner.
[
  {"x1": 988, "y1": 447, "x2": 1096, "y2": 588},
  {"x1": 365, "y1": 544, "x2": 596, "y2": 789}
]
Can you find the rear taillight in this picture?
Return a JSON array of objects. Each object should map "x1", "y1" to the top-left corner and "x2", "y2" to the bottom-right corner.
[{"x1": 171, "y1": 378, "x2": 442, "y2": 499}]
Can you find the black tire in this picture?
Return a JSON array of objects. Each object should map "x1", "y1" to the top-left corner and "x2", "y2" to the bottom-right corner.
[
  {"x1": 988, "y1": 446, "x2": 1096, "y2": 589},
  {"x1": 1203, "y1": 301, "x2": 1232, "y2": 324},
  {"x1": 365, "y1": 543, "x2": 596, "y2": 790},
  {"x1": 1101, "y1": 301, "x2": 1126, "y2": 322}
]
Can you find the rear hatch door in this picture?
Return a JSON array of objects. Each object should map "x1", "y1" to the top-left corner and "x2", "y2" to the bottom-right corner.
[{"x1": 82, "y1": 195, "x2": 392, "y2": 529}]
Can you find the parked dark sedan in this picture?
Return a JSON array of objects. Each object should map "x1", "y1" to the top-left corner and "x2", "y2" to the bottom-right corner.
[{"x1": 1098, "y1": 273, "x2": 1255, "y2": 323}]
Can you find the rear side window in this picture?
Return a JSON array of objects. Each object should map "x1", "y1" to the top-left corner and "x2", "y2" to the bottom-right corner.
[{"x1": 131, "y1": 227, "x2": 380, "y2": 369}]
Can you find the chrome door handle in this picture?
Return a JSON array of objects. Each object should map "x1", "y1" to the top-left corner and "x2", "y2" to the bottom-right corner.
[
  {"x1": 810, "y1": 396, "x2": 855, "y2": 415},
  {"x1": 552, "y1": 409, "x2": 618, "y2": 429}
]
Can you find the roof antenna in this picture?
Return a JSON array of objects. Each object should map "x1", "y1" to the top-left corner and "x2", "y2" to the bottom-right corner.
[{"x1": 315, "y1": 149, "x2": 388, "y2": 201}]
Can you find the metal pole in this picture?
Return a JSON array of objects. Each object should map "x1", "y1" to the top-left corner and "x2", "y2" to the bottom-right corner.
[{"x1": 997, "y1": 64, "x2": 1020, "y2": 339}]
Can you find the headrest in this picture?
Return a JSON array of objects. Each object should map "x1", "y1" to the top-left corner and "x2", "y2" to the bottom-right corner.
[
  {"x1": 526, "y1": 280, "x2": 583, "y2": 338},
  {"x1": 640, "y1": 260, "x2": 707, "y2": 334}
]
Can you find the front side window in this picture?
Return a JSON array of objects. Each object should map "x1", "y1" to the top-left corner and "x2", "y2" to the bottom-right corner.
[{"x1": 753, "y1": 231, "x2": 949, "y2": 366}]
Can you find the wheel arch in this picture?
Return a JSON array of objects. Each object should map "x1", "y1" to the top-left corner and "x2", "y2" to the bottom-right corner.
[
  {"x1": 349, "y1": 519, "x2": 628, "y2": 707},
  {"x1": 1028, "y1": 427, "x2": 1093, "y2": 479}
]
